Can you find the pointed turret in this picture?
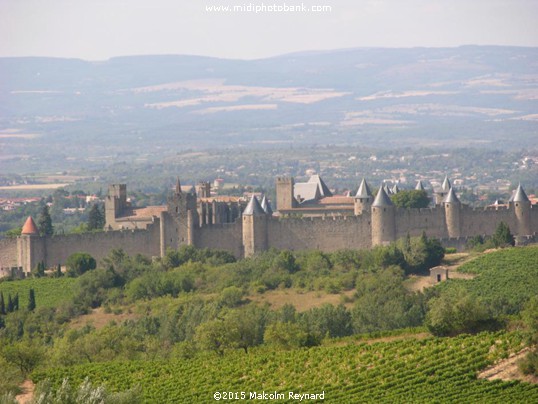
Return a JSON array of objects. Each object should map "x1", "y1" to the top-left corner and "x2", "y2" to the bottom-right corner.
[
  {"x1": 243, "y1": 196, "x2": 265, "y2": 216},
  {"x1": 354, "y1": 178, "x2": 373, "y2": 215},
  {"x1": 175, "y1": 177, "x2": 182, "y2": 194},
  {"x1": 435, "y1": 176, "x2": 452, "y2": 204},
  {"x1": 512, "y1": 183, "x2": 531, "y2": 236},
  {"x1": 415, "y1": 180, "x2": 425, "y2": 191},
  {"x1": 260, "y1": 195, "x2": 273, "y2": 216},
  {"x1": 443, "y1": 187, "x2": 461, "y2": 238},
  {"x1": 242, "y1": 196, "x2": 268, "y2": 257},
  {"x1": 443, "y1": 188, "x2": 460, "y2": 204},
  {"x1": 384, "y1": 183, "x2": 392, "y2": 195},
  {"x1": 355, "y1": 178, "x2": 372, "y2": 199},
  {"x1": 441, "y1": 176, "x2": 451, "y2": 192},
  {"x1": 512, "y1": 184, "x2": 529, "y2": 202},
  {"x1": 21, "y1": 216, "x2": 39, "y2": 235},
  {"x1": 373, "y1": 184, "x2": 393, "y2": 207},
  {"x1": 392, "y1": 184, "x2": 400, "y2": 194},
  {"x1": 371, "y1": 183, "x2": 396, "y2": 245}
]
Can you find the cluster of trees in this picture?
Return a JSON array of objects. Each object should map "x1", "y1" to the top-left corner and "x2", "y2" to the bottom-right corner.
[
  {"x1": 0, "y1": 290, "x2": 36, "y2": 316},
  {"x1": 391, "y1": 190, "x2": 430, "y2": 208},
  {"x1": 466, "y1": 221, "x2": 515, "y2": 251}
]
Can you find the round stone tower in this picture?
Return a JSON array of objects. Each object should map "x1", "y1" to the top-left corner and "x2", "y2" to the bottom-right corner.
[
  {"x1": 354, "y1": 178, "x2": 373, "y2": 215},
  {"x1": 17, "y1": 216, "x2": 45, "y2": 274},
  {"x1": 443, "y1": 188, "x2": 461, "y2": 238},
  {"x1": 511, "y1": 184, "x2": 531, "y2": 236},
  {"x1": 242, "y1": 196, "x2": 268, "y2": 257},
  {"x1": 371, "y1": 184, "x2": 396, "y2": 246}
]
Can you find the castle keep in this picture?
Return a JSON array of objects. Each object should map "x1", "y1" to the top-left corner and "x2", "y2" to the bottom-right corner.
[{"x1": 1, "y1": 175, "x2": 537, "y2": 275}]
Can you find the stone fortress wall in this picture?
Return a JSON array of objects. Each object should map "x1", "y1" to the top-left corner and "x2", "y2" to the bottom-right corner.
[{"x1": 1, "y1": 174, "x2": 536, "y2": 275}]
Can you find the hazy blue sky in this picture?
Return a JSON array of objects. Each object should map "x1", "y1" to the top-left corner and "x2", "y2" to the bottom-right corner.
[{"x1": 1, "y1": 0, "x2": 537, "y2": 60}]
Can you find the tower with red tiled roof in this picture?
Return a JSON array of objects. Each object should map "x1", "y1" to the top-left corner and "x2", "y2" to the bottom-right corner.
[
  {"x1": 21, "y1": 216, "x2": 39, "y2": 235},
  {"x1": 17, "y1": 216, "x2": 45, "y2": 275}
]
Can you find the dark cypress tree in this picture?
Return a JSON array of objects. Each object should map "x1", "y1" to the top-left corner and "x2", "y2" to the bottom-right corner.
[
  {"x1": 28, "y1": 288, "x2": 36, "y2": 311},
  {"x1": 88, "y1": 203, "x2": 105, "y2": 230},
  {"x1": 0, "y1": 292, "x2": 5, "y2": 315},
  {"x1": 37, "y1": 205, "x2": 54, "y2": 236},
  {"x1": 56, "y1": 263, "x2": 62, "y2": 277},
  {"x1": 493, "y1": 221, "x2": 515, "y2": 247},
  {"x1": 14, "y1": 293, "x2": 19, "y2": 311},
  {"x1": 7, "y1": 294, "x2": 13, "y2": 313}
]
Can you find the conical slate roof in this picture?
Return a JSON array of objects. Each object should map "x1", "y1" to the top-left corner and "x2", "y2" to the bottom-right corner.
[
  {"x1": 443, "y1": 188, "x2": 460, "y2": 204},
  {"x1": 392, "y1": 184, "x2": 400, "y2": 194},
  {"x1": 243, "y1": 196, "x2": 265, "y2": 216},
  {"x1": 260, "y1": 195, "x2": 273, "y2": 215},
  {"x1": 415, "y1": 180, "x2": 425, "y2": 191},
  {"x1": 441, "y1": 176, "x2": 451, "y2": 192},
  {"x1": 355, "y1": 178, "x2": 372, "y2": 198},
  {"x1": 175, "y1": 177, "x2": 182, "y2": 194},
  {"x1": 512, "y1": 184, "x2": 529, "y2": 202},
  {"x1": 384, "y1": 184, "x2": 392, "y2": 195},
  {"x1": 21, "y1": 216, "x2": 39, "y2": 235},
  {"x1": 373, "y1": 184, "x2": 393, "y2": 207}
]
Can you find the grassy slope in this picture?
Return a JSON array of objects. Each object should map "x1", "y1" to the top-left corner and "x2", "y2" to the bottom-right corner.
[{"x1": 0, "y1": 277, "x2": 75, "y2": 308}]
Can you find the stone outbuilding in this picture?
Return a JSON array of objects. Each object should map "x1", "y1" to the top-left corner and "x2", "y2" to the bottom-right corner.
[{"x1": 430, "y1": 266, "x2": 449, "y2": 283}]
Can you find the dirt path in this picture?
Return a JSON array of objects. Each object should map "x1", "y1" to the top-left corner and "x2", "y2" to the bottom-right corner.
[
  {"x1": 478, "y1": 348, "x2": 538, "y2": 384},
  {"x1": 16, "y1": 380, "x2": 35, "y2": 404}
]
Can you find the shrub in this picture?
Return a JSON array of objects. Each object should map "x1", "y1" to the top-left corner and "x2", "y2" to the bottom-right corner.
[{"x1": 66, "y1": 253, "x2": 96, "y2": 278}]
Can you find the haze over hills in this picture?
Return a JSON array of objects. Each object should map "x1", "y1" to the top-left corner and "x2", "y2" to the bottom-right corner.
[{"x1": 1, "y1": 46, "x2": 537, "y2": 172}]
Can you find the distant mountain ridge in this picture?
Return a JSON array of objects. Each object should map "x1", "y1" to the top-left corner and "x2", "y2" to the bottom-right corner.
[{"x1": 1, "y1": 46, "x2": 537, "y2": 165}]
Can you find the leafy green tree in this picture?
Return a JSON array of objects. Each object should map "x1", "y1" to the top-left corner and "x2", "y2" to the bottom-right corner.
[
  {"x1": 37, "y1": 205, "x2": 54, "y2": 236},
  {"x1": 87, "y1": 204, "x2": 105, "y2": 231},
  {"x1": 300, "y1": 304, "x2": 353, "y2": 345},
  {"x1": 272, "y1": 250, "x2": 299, "y2": 274},
  {"x1": 391, "y1": 190, "x2": 430, "y2": 208},
  {"x1": 398, "y1": 233, "x2": 444, "y2": 274},
  {"x1": 219, "y1": 286, "x2": 244, "y2": 308},
  {"x1": 72, "y1": 268, "x2": 118, "y2": 309},
  {"x1": 4, "y1": 227, "x2": 22, "y2": 238},
  {"x1": 1, "y1": 340, "x2": 45, "y2": 376},
  {"x1": 222, "y1": 306, "x2": 269, "y2": 353},
  {"x1": 66, "y1": 253, "x2": 96, "y2": 277},
  {"x1": 27, "y1": 289, "x2": 36, "y2": 311},
  {"x1": 352, "y1": 266, "x2": 424, "y2": 333},
  {"x1": 492, "y1": 221, "x2": 515, "y2": 247},
  {"x1": 264, "y1": 322, "x2": 308, "y2": 349},
  {"x1": 425, "y1": 286, "x2": 496, "y2": 336},
  {"x1": 195, "y1": 320, "x2": 228, "y2": 355}
]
